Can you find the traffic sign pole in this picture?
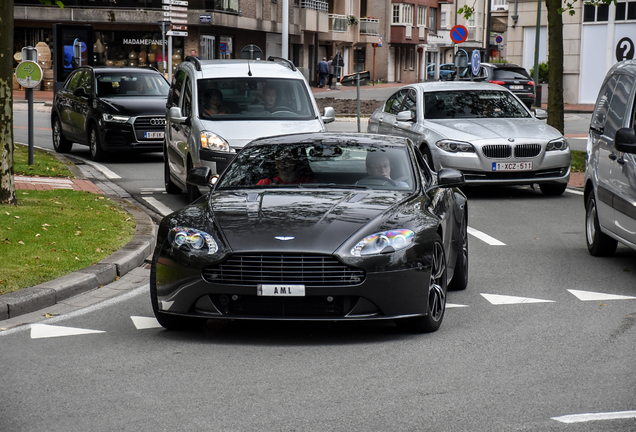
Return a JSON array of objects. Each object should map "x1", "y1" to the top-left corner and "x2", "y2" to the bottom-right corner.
[{"x1": 17, "y1": 49, "x2": 41, "y2": 165}]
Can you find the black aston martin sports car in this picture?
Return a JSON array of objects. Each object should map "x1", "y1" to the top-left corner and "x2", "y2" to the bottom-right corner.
[{"x1": 150, "y1": 133, "x2": 469, "y2": 333}]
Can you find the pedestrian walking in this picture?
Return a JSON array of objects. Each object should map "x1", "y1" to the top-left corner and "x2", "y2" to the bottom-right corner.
[
  {"x1": 317, "y1": 57, "x2": 329, "y2": 88},
  {"x1": 327, "y1": 56, "x2": 334, "y2": 88}
]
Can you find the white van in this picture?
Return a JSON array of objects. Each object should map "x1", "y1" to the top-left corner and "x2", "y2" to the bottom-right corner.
[
  {"x1": 584, "y1": 60, "x2": 636, "y2": 256},
  {"x1": 164, "y1": 57, "x2": 335, "y2": 201}
]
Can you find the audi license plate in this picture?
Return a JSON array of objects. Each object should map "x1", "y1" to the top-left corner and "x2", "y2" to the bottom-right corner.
[
  {"x1": 492, "y1": 162, "x2": 533, "y2": 171},
  {"x1": 257, "y1": 284, "x2": 305, "y2": 297},
  {"x1": 509, "y1": 85, "x2": 524, "y2": 90},
  {"x1": 144, "y1": 131, "x2": 164, "y2": 139}
]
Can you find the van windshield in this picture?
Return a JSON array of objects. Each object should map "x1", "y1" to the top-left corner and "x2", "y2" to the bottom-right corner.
[{"x1": 197, "y1": 78, "x2": 317, "y2": 121}]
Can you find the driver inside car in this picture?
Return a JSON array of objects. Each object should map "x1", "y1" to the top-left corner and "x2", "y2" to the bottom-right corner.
[
  {"x1": 257, "y1": 147, "x2": 315, "y2": 185},
  {"x1": 365, "y1": 152, "x2": 409, "y2": 187}
]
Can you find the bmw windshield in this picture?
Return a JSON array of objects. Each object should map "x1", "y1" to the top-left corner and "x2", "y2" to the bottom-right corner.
[{"x1": 424, "y1": 90, "x2": 531, "y2": 119}]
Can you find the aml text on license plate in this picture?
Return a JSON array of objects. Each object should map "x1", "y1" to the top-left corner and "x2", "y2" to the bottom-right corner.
[
  {"x1": 492, "y1": 162, "x2": 533, "y2": 171},
  {"x1": 257, "y1": 284, "x2": 306, "y2": 297},
  {"x1": 144, "y1": 132, "x2": 164, "y2": 139}
]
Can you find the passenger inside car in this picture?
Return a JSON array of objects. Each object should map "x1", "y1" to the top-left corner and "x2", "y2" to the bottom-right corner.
[
  {"x1": 203, "y1": 89, "x2": 226, "y2": 116},
  {"x1": 257, "y1": 147, "x2": 315, "y2": 185}
]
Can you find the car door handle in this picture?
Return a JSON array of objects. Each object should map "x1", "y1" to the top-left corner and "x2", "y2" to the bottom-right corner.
[{"x1": 609, "y1": 153, "x2": 617, "y2": 161}]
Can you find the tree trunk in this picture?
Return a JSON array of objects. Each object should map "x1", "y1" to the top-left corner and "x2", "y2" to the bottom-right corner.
[
  {"x1": 546, "y1": 0, "x2": 565, "y2": 134},
  {"x1": 0, "y1": 0, "x2": 16, "y2": 205}
]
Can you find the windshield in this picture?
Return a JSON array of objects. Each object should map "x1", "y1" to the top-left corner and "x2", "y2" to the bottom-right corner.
[
  {"x1": 424, "y1": 90, "x2": 530, "y2": 119},
  {"x1": 197, "y1": 78, "x2": 316, "y2": 121},
  {"x1": 218, "y1": 141, "x2": 415, "y2": 191},
  {"x1": 96, "y1": 72, "x2": 169, "y2": 97}
]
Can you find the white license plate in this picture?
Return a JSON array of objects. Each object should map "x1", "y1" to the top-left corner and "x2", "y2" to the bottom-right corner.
[
  {"x1": 257, "y1": 284, "x2": 305, "y2": 297},
  {"x1": 509, "y1": 85, "x2": 524, "y2": 90},
  {"x1": 492, "y1": 162, "x2": 533, "y2": 171},
  {"x1": 144, "y1": 131, "x2": 164, "y2": 139}
]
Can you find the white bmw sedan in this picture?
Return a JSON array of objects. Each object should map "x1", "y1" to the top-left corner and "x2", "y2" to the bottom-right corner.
[{"x1": 368, "y1": 81, "x2": 571, "y2": 195}]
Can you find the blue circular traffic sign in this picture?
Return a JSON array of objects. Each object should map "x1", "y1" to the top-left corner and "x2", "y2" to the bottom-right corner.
[
  {"x1": 471, "y1": 50, "x2": 481, "y2": 76},
  {"x1": 450, "y1": 25, "x2": 468, "y2": 44}
]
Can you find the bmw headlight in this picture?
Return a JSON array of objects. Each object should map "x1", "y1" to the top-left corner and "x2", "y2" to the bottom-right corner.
[
  {"x1": 351, "y1": 229, "x2": 415, "y2": 256},
  {"x1": 102, "y1": 113, "x2": 131, "y2": 123},
  {"x1": 547, "y1": 137, "x2": 569, "y2": 151},
  {"x1": 168, "y1": 227, "x2": 218, "y2": 254},
  {"x1": 201, "y1": 131, "x2": 231, "y2": 152},
  {"x1": 436, "y1": 140, "x2": 475, "y2": 153}
]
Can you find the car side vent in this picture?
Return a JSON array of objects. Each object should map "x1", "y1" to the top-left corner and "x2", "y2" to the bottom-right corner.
[{"x1": 482, "y1": 145, "x2": 511, "y2": 159}]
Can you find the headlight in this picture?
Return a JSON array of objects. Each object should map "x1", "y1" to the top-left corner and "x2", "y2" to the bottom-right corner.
[
  {"x1": 102, "y1": 113, "x2": 130, "y2": 123},
  {"x1": 201, "y1": 131, "x2": 231, "y2": 152},
  {"x1": 547, "y1": 137, "x2": 569, "y2": 151},
  {"x1": 168, "y1": 227, "x2": 218, "y2": 254},
  {"x1": 436, "y1": 140, "x2": 475, "y2": 153},
  {"x1": 351, "y1": 229, "x2": 415, "y2": 256}
]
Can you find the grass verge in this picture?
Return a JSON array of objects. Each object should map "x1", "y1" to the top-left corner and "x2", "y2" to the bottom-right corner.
[
  {"x1": 14, "y1": 144, "x2": 75, "y2": 178},
  {"x1": 571, "y1": 150, "x2": 585, "y2": 172}
]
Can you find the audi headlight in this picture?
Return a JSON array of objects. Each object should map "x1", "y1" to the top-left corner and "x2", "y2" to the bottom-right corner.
[
  {"x1": 436, "y1": 140, "x2": 475, "y2": 153},
  {"x1": 102, "y1": 113, "x2": 130, "y2": 123},
  {"x1": 547, "y1": 137, "x2": 569, "y2": 151},
  {"x1": 168, "y1": 227, "x2": 218, "y2": 254},
  {"x1": 201, "y1": 131, "x2": 231, "y2": 152},
  {"x1": 351, "y1": 229, "x2": 415, "y2": 256}
]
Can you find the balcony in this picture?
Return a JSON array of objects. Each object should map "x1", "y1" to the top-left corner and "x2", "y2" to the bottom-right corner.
[
  {"x1": 301, "y1": 0, "x2": 328, "y2": 12},
  {"x1": 359, "y1": 17, "x2": 379, "y2": 36},
  {"x1": 329, "y1": 14, "x2": 348, "y2": 32},
  {"x1": 301, "y1": 0, "x2": 329, "y2": 32}
]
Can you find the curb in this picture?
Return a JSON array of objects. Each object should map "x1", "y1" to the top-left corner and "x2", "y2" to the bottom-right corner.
[{"x1": 0, "y1": 183, "x2": 157, "y2": 322}]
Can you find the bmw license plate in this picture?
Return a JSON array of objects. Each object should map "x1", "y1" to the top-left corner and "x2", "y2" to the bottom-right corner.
[
  {"x1": 509, "y1": 85, "x2": 524, "y2": 90},
  {"x1": 257, "y1": 284, "x2": 305, "y2": 297},
  {"x1": 492, "y1": 162, "x2": 533, "y2": 171},
  {"x1": 144, "y1": 131, "x2": 164, "y2": 139}
]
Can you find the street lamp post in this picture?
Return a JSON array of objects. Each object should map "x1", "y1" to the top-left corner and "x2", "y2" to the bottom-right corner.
[{"x1": 157, "y1": 20, "x2": 171, "y2": 75}]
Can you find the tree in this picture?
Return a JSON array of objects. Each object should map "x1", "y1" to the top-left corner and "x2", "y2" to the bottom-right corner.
[{"x1": 0, "y1": 0, "x2": 16, "y2": 205}]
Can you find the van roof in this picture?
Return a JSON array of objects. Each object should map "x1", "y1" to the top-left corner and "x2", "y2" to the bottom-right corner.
[{"x1": 195, "y1": 59, "x2": 304, "y2": 80}]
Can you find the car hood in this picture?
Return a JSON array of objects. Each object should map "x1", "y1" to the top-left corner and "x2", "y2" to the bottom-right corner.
[
  {"x1": 200, "y1": 119, "x2": 325, "y2": 150},
  {"x1": 425, "y1": 118, "x2": 562, "y2": 142},
  {"x1": 100, "y1": 97, "x2": 168, "y2": 117},
  {"x1": 209, "y1": 189, "x2": 408, "y2": 254}
]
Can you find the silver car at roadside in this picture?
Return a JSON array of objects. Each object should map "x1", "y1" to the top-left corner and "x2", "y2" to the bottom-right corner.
[{"x1": 368, "y1": 81, "x2": 571, "y2": 195}]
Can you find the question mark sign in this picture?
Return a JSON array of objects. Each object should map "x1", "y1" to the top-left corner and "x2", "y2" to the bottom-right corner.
[{"x1": 616, "y1": 37, "x2": 635, "y2": 62}]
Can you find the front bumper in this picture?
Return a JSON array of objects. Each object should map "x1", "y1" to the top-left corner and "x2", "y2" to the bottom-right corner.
[{"x1": 100, "y1": 116, "x2": 165, "y2": 152}]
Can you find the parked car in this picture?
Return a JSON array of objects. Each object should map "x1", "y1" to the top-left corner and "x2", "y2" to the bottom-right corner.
[
  {"x1": 427, "y1": 63, "x2": 455, "y2": 80},
  {"x1": 584, "y1": 60, "x2": 636, "y2": 256},
  {"x1": 150, "y1": 132, "x2": 469, "y2": 333},
  {"x1": 466, "y1": 63, "x2": 536, "y2": 109},
  {"x1": 367, "y1": 81, "x2": 571, "y2": 195},
  {"x1": 164, "y1": 56, "x2": 335, "y2": 202},
  {"x1": 51, "y1": 66, "x2": 170, "y2": 161}
]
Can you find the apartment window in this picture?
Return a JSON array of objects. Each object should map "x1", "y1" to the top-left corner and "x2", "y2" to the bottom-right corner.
[
  {"x1": 440, "y1": 11, "x2": 446, "y2": 28},
  {"x1": 468, "y1": 15, "x2": 476, "y2": 40},
  {"x1": 392, "y1": 3, "x2": 414, "y2": 25},
  {"x1": 428, "y1": 7, "x2": 437, "y2": 31},
  {"x1": 583, "y1": 3, "x2": 609, "y2": 21},
  {"x1": 418, "y1": 6, "x2": 426, "y2": 27},
  {"x1": 615, "y1": 1, "x2": 636, "y2": 20}
]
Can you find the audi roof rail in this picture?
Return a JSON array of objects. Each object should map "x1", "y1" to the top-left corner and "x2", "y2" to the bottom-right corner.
[
  {"x1": 184, "y1": 56, "x2": 202, "y2": 71},
  {"x1": 267, "y1": 56, "x2": 297, "y2": 72}
]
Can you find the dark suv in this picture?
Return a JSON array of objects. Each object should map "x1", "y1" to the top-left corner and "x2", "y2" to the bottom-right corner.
[
  {"x1": 51, "y1": 66, "x2": 170, "y2": 161},
  {"x1": 477, "y1": 63, "x2": 536, "y2": 108}
]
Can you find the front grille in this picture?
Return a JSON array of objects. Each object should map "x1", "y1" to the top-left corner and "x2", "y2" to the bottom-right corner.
[
  {"x1": 134, "y1": 116, "x2": 166, "y2": 128},
  {"x1": 482, "y1": 145, "x2": 511, "y2": 159},
  {"x1": 203, "y1": 294, "x2": 358, "y2": 317},
  {"x1": 202, "y1": 254, "x2": 366, "y2": 287},
  {"x1": 514, "y1": 144, "x2": 541, "y2": 158}
]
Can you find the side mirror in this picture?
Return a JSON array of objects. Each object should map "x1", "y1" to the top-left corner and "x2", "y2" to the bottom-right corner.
[
  {"x1": 437, "y1": 168, "x2": 466, "y2": 188},
  {"x1": 322, "y1": 106, "x2": 335, "y2": 124},
  {"x1": 615, "y1": 127, "x2": 636, "y2": 154},
  {"x1": 169, "y1": 106, "x2": 187, "y2": 125},
  {"x1": 534, "y1": 108, "x2": 548, "y2": 120},
  {"x1": 396, "y1": 110, "x2": 414, "y2": 122},
  {"x1": 73, "y1": 87, "x2": 88, "y2": 98},
  {"x1": 186, "y1": 166, "x2": 217, "y2": 187}
]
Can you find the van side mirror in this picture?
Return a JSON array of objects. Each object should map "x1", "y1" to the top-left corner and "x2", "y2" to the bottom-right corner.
[
  {"x1": 397, "y1": 111, "x2": 414, "y2": 122},
  {"x1": 169, "y1": 106, "x2": 187, "y2": 124},
  {"x1": 615, "y1": 127, "x2": 636, "y2": 154},
  {"x1": 322, "y1": 106, "x2": 335, "y2": 124}
]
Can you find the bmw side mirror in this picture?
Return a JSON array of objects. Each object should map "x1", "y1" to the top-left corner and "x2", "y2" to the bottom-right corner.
[
  {"x1": 437, "y1": 168, "x2": 466, "y2": 188},
  {"x1": 534, "y1": 108, "x2": 548, "y2": 120},
  {"x1": 397, "y1": 111, "x2": 414, "y2": 122},
  {"x1": 615, "y1": 127, "x2": 636, "y2": 154},
  {"x1": 322, "y1": 106, "x2": 335, "y2": 124},
  {"x1": 169, "y1": 106, "x2": 187, "y2": 125}
]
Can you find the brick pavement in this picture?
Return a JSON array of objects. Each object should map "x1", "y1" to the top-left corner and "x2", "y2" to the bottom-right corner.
[{"x1": 14, "y1": 176, "x2": 104, "y2": 194}]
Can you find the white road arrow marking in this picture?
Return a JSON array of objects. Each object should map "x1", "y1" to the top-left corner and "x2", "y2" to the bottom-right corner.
[
  {"x1": 131, "y1": 316, "x2": 163, "y2": 329},
  {"x1": 30, "y1": 323, "x2": 105, "y2": 339},
  {"x1": 446, "y1": 303, "x2": 469, "y2": 308},
  {"x1": 552, "y1": 410, "x2": 636, "y2": 423},
  {"x1": 468, "y1": 227, "x2": 506, "y2": 246},
  {"x1": 481, "y1": 293, "x2": 555, "y2": 305},
  {"x1": 568, "y1": 289, "x2": 636, "y2": 301}
]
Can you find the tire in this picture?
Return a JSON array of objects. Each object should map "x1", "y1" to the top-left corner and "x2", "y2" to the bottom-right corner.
[
  {"x1": 419, "y1": 144, "x2": 435, "y2": 171},
  {"x1": 397, "y1": 234, "x2": 447, "y2": 333},
  {"x1": 52, "y1": 117, "x2": 73, "y2": 153},
  {"x1": 448, "y1": 212, "x2": 468, "y2": 291},
  {"x1": 186, "y1": 160, "x2": 202, "y2": 202},
  {"x1": 89, "y1": 126, "x2": 107, "y2": 162},
  {"x1": 539, "y1": 182, "x2": 567, "y2": 196},
  {"x1": 585, "y1": 193, "x2": 617, "y2": 256},
  {"x1": 164, "y1": 152, "x2": 181, "y2": 194},
  {"x1": 150, "y1": 261, "x2": 206, "y2": 331}
]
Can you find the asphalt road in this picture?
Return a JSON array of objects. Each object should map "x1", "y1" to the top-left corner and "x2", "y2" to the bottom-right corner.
[{"x1": 4, "y1": 104, "x2": 635, "y2": 431}]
